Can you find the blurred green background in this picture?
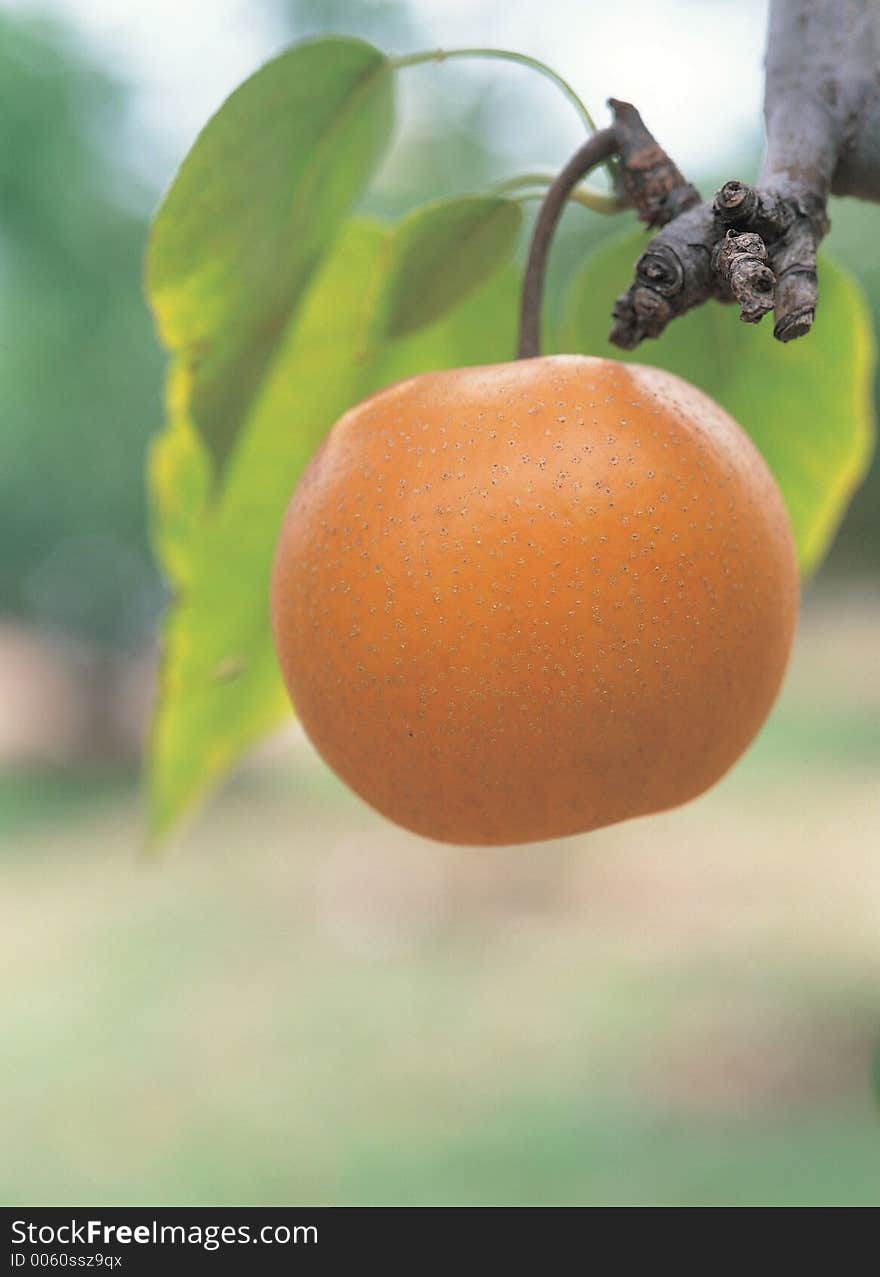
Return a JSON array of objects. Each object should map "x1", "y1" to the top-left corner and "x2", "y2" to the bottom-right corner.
[{"x1": 1, "y1": 0, "x2": 878, "y2": 1205}]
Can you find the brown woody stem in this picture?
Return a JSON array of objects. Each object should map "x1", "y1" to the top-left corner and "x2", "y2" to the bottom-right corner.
[{"x1": 517, "y1": 127, "x2": 618, "y2": 359}]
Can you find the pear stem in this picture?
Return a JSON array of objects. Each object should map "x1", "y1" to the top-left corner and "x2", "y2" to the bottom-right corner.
[{"x1": 517, "y1": 127, "x2": 618, "y2": 359}]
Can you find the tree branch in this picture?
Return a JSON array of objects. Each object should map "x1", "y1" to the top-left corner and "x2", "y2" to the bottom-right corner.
[{"x1": 607, "y1": 0, "x2": 880, "y2": 349}]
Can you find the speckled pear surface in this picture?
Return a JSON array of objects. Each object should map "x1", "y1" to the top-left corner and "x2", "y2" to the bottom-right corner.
[{"x1": 272, "y1": 355, "x2": 798, "y2": 844}]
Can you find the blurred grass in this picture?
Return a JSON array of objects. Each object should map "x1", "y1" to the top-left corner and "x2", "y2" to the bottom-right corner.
[{"x1": 1, "y1": 585, "x2": 879, "y2": 1206}]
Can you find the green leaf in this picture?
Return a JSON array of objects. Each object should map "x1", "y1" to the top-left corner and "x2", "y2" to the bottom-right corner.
[
  {"x1": 148, "y1": 214, "x2": 520, "y2": 843},
  {"x1": 379, "y1": 196, "x2": 522, "y2": 338},
  {"x1": 145, "y1": 38, "x2": 394, "y2": 473},
  {"x1": 558, "y1": 227, "x2": 876, "y2": 573},
  {"x1": 147, "y1": 414, "x2": 211, "y2": 592}
]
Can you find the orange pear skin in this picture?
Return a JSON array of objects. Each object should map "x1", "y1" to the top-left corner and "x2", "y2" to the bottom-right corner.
[{"x1": 271, "y1": 355, "x2": 798, "y2": 844}]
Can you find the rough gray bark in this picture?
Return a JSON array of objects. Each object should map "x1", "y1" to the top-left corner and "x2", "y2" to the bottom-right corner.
[{"x1": 608, "y1": 0, "x2": 880, "y2": 349}]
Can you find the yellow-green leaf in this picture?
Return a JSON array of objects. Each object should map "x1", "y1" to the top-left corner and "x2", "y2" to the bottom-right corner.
[
  {"x1": 148, "y1": 416, "x2": 211, "y2": 592},
  {"x1": 559, "y1": 227, "x2": 875, "y2": 573},
  {"x1": 148, "y1": 217, "x2": 519, "y2": 843},
  {"x1": 146, "y1": 38, "x2": 394, "y2": 473},
  {"x1": 379, "y1": 196, "x2": 522, "y2": 339}
]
